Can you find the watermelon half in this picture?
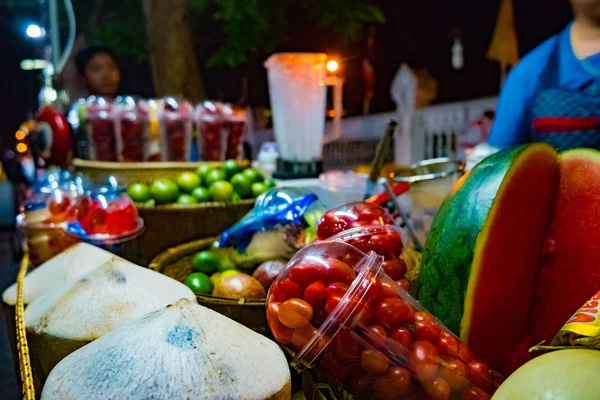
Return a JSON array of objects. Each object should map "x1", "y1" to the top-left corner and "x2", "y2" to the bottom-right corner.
[{"x1": 417, "y1": 143, "x2": 600, "y2": 373}]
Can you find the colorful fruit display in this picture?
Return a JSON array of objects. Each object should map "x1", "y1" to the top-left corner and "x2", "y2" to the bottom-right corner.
[
  {"x1": 417, "y1": 143, "x2": 600, "y2": 374},
  {"x1": 266, "y1": 241, "x2": 501, "y2": 400}
]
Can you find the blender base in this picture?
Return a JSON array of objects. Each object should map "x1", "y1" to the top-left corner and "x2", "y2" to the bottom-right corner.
[{"x1": 272, "y1": 158, "x2": 323, "y2": 179}]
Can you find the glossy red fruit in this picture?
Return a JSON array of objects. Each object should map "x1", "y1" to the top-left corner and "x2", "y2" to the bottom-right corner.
[
  {"x1": 389, "y1": 327, "x2": 413, "y2": 351},
  {"x1": 278, "y1": 298, "x2": 313, "y2": 329},
  {"x1": 325, "y1": 259, "x2": 356, "y2": 285},
  {"x1": 292, "y1": 323, "x2": 318, "y2": 350},
  {"x1": 461, "y1": 386, "x2": 491, "y2": 400},
  {"x1": 325, "y1": 294, "x2": 343, "y2": 316},
  {"x1": 382, "y1": 258, "x2": 408, "y2": 280},
  {"x1": 370, "y1": 234, "x2": 398, "y2": 259},
  {"x1": 373, "y1": 367, "x2": 412, "y2": 400},
  {"x1": 375, "y1": 298, "x2": 410, "y2": 327},
  {"x1": 361, "y1": 348, "x2": 390, "y2": 375},
  {"x1": 349, "y1": 299, "x2": 374, "y2": 326},
  {"x1": 289, "y1": 262, "x2": 323, "y2": 287},
  {"x1": 364, "y1": 324, "x2": 388, "y2": 348},
  {"x1": 413, "y1": 318, "x2": 442, "y2": 342},
  {"x1": 303, "y1": 281, "x2": 327, "y2": 307},
  {"x1": 468, "y1": 361, "x2": 493, "y2": 394},
  {"x1": 397, "y1": 278, "x2": 411, "y2": 292},
  {"x1": 334, "y1": 331, "x2": 361, "y2": 360},
  {"x1": 410, "y1": 340, "x2": 439, "y2": 382},
  {"x1": 440, "y1": 358, "x2": 470, "y2": 391},
  {"x1": 272, "y1": 279, "x2": 303, "y2": 302},
  {"x1": 348, "y1": 373, "x2": 372, "y2": 398},
  {"x1": 424, "y1": 376, "x2": 451, "y2": 400},
  {"x1": 436, "y1": 332, "x2": 460, "y2": 358},
  {"x1": 326, "y1": 282, "x2": 349, "y2": 297},
  {"x1": 458, "y1": 344, "x2": 475, "y2": 364}
]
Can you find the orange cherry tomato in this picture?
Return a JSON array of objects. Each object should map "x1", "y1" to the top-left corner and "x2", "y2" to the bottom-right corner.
[
  {"x1": 424, "y1": 376, "x2": 451, "y2": 400},
  {"x1": 440, "y1": 358, "x2": 470, "y2": 391},
  {"x1": 292, "y1": 323, "x2": 318, "y2": 350},
  {"x1": 361, "y1": 348, "x2": 390, "y2": 375},
  {"x1": 373, "y1": 367, "x2": 412, "y2": 400},
  {"x1": 278, "y1": 298, "x2": 313, "y2": 329},
  {"x1": 266, "y1": 302, "x2": 293, "y2": 345},
  {"x1": 461, "y1": 386, "x2": 491, "y2": 400}
]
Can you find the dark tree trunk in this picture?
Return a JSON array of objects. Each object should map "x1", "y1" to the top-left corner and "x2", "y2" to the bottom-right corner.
[{"x1": 142, "y1": 0, "x2": 205, "y2": 102}]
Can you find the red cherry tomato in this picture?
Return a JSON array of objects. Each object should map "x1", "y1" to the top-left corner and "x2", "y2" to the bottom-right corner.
[
  {"x1": 440, "y1": 358, "x2": 470, "y2": 391},
  {"x1": 388, "y1": 230, "x2": 404, "y2": 252},
  {"x1": 348, "y1": 299, "x2": 374, "y2": 326},
  {"x1": 317, "y1": 213, "x2": 352, "y2": 239},
  {"x1": 325, "y1": 294, "x2": 343, "y2": 316},
  {"x1": 348, "y1": 373, "x2": 372, "y2": 398},
  {"x1": 289, "y1": 261, "x2": 324, "y2": 287},
  {"x1": 364, "y1": 324, "x2": 388, "y2": 348},
  {"x1": 424, "y1": 376, "x2": 451, "y2": 400},
  {"x1": 361, "y1": 348, "x2": 390, "y2": 375},
  {"x1": 370, "y1": 234, "x2": 398, "y2": 259},
  {"x1": 397, "y1": 278, "x2": 411, "y2": 292},
  {"x1": 325, "y1": 259, "x2": 356, "y2": 285},
  {"x1": 334, "y1": 330, "x2": 361, "y2": 360},
  {"x1": 373, "y1": 367, "x2": 412, "y2": 400},
  {"x1": 326, "y1": 282, "x2": 349, "y2": 297},
  {"x1": 436, "y1": 332, "x2": 460, "y2": 358},
  {"x1": 376, "y1": 276, "x2": 400, "y2": 301},
  {"x1": 382, "y1": 258, "x2": 408, "y2": 280},
  {"x1": 266, "y1": 302, "x2": 293, "y2": 345},
  {"x1": 320, "y1": 350, "x2": 350, "y2": 382},
  {"x1": 468, "y1": 361, "x2": 493, "y2": 394},
  {"x1": 272, "y1": 279, "x2": 303, "y2": 302},
  {"x1": 409, "y1": 340, "x2": 439, "y2": 382},
  {"x1": 389, "y1": 327, "x2": 413, "y2": 351},
  {"x1": 303, "y1": 281, "x2": 327, "y2": 307},
  {"x1": 458, "y1": 344, "x2": 475, "y2": 364},
  {"x1": 278, "y1": 298, "x2": 313, "y2": 329},
  {"x1": 413, "y1": 318, "x2": 442, "y2": 342},
  {"x1": 461, "y1": 386, "x2": 491, "y2": 400},
  {"x1": 375, "y1": 298, "x2": 410, "y2": 327},
  {"x1": 291, "y1": 323, "x2": 318, "y2": 350}
]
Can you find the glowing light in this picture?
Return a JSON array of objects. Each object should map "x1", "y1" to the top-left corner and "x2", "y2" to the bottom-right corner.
[
  {"x1": 15, "y1": 130, "x2": 26, "y2": 140},
  {"x1": 20, "y1": 59, "x2": 48, "y2": 71},
  {"x1": 327, "y1": 60, "x2": 339, "y2": 72},
  {"x1": 26, "y1": 24, "x2": 45, "y2": 38},
  {"x1": 16, "y1": 143, "x2": 28, "y2": 153}
]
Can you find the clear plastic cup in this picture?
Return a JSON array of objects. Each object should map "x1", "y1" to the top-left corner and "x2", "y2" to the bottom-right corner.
[
  {"x1": 159, "y1": 97, "x2": 193, "y2": 161},
  {"x1": 222, "y1": 104, "x2": 246, "y2": 160},
  {"x1": 317, "y1": 201, "x2": 395, "y2": 240},
  {"x1": 115, "y1": 96, "x2": 151, "y2": 162},
  {"x1": 196, "y1": 101, "x2": 227, "y2": 161},
  {"x1": 266, "y1": 241, "x2": 502, "y2": 400},
  {"x1": 86, "y1": 97, "x2": 118, "y2": 161}
]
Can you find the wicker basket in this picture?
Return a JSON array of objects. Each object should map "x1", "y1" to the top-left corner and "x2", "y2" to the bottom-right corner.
[
  {"x1": 73, "y1": 159, "x2": 254, "y2": 265},
  {"x1": 148, "y1": 237, "x2": 268, "y2": 334}
]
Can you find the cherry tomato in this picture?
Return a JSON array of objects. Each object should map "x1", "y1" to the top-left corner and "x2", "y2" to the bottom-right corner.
[
  {"x1": 303, "y1": 281, "x2": 327, "y2": 307},
  {"x1": 289, "y1": 262, "x2": 323, "y2": 287},
  {"x1": 377, "y1": 276, "x2": 400, "y2": 301},
  {"x1": 373, "y1": 367, "x2": 412, "y2": 400},
  {"x1": 272, "y1": 279, "x2": 303, "y2": 302},
  {"x1": 388, "y1": 230, "x2": 404, "y2": 252},
  {"x1": 414, "y1": 318, "x2": 442, "y2": 342},
  {"x1": 440, "y1": 358, "x2": 469, "y2": 391},
  {"x1": 325, "y1": 294, "x2": 343, "y2": 316},
  {"x1": 317, "y1": 213, "x2": 352, "y2": 239},
  {"x1": 292, "y1": 323, "x2": 318, "y2": 350},
  {"x1": 334, "y1": 331, "x2": 361, "y2": 360},
  {"x1": 320, "y1": 350, "x2": 351, "y2": 382},
  {"x1": 266, "y1": 302, "x2": 293, "y2": 345},
  {"x1": 364, "y1": 324, "x2": 387, "y2": 348},
  {"x1": 458, "y1": 344, "x2": 475, "y2": 364},
  {"x1": 325, "y1": 259, "x2": 356, "y2": 285},
  {"x1": 409, "y1": 340, "x2": 439, "y2": 382},
  {"x1": 468, "y1": 361, "x2": 493, "y2": 393},
  {"x1": 397, "y1": 278, "x2": 411, "y2": 292},
  {"x1": 424, "y1": 376, "x2": 451, "y2": 400},
  {"x1": 278, "y1": 298, "x2": 313, "y2": 329},
  {"x1": 348, "y1": 373, "x2": 372, "y2": 398},
  {"x1": 327, "y1": 282, "x2": 349, "y2": 297},
  {"x1": 349, "y1": 299, "x2": 374, "y2": 326},
  {"x1": 382, "y1": 258, "x2": 408, "y2": 280},
  {"x1": 375, "y1": 298, "x2": 410, "y2": 327},
  {"x1": 370, "y1": 234, "x2": 398, "y2": 259},
  {"x1": 461, "y1": 386, "x2": 491, "y2": 400},
  {"x1": 361, "y1": 348, "x2": 390, "y2": 375},
  {"x1": 389, "y1": 327, "x2": 413, "y2": 351},
  {"x1": 436, "y1": 332, "x2": 460, "y2": 358}
]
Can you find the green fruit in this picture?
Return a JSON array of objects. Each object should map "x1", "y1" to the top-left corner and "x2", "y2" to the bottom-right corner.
[
  {"x1": 209, "y1": 181, "x2": 234, "y2": 202},
  {"x1": 230, "y1": 173, "x2": 252, "y2": 198},
  {"x1": 176, "y1": 194, "x2": 197, "y2": 205},
  {"x1": 211, "y1": 272, "x2": 222, "y2": 287},
  {"x1": 127, "y1": 183, "x2": 151, "y2": 202},
  {"x1": 191, "y1": 186, "x2": 210, "y2": 202},
  {"x1": 264, "y1": 178, "x2": 277, "y2": 188},
  {"x1": 176, "y1": 172, "x2": 201, "y2": 193},
  {"x1": 232, "y1": 193, "x2": 241, "y2": 203},
  {"x1": 192, "y1": 251, "x2": 220, "y2": 274},
  {"x1": 150, "y1": 179, "x2": 180, "y2": 204},
  {"x1": 242, "y1": 168, "x2": 264, "y2": 184},
  {"x1": 205, "y1": 169, "x2": 227, "y2": 188},
  {"x1": 195, "y1": 164, "x2": 214, "y2": 183},
  {"x1": 216, "y1": 254, "x2": 236, "y2": 272},
  {"x1": 221, "y1": 269, "x2": 242, "y2": 279},
  {"x1": 184, "y1": 272, "x2": 214, "y2": 295},
  {"x1": 144, "y1": 198, "x2": 156, "y2": 207},
  {"x1": 223, "y1": 159, "x2": 242, "y2": 179},
  {"x1": 251, "y1": 182, "x2": 268, "y2": 197}
]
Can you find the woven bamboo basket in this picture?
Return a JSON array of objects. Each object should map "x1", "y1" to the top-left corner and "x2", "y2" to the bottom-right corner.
[
  {"x1": 73, "y1": 159, "x2": 255, "y2": 265},
  {"x1": 148, "y1": 237, "x2": 269, "y2": 334}
]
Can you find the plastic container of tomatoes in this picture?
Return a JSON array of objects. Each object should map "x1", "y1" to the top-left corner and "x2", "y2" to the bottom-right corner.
[
  {"x1": 159, "y1": 97, "x2": 193, "y2": 161},
  {"x1": 316, "y1": 202, "x2": 396, "y2": 240},
  {"x1": 222, "y1": 104, "x2": 246, "y2": 160},
  {"x1": 115, "y1": 96, "x2": 151, "y2": 162},
  {"x1": 196, "y1": 101, "x2": 227, "y2": 161},
  {"x1": 266, "y1": 241, "x2": 501, "y2": 400},
  {"x1": 86, "y1": 97, "x2": 118, "y2": 161}
]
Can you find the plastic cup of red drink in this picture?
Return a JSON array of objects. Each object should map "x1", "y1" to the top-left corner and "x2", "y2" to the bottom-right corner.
[
  {"x1": 196, "y1": 101, "x2": 227, "y2": 161},
  {"x1": 159, "y1": 98, "x2": 193, "y2": 161},
  {"x1": 220, "y1": 104, "x2": 247, "y2": 160},
  {"x1": 116, "y1": 97, "x2": 151, "y2": 162},
  {"x1": 267, "y1": 241, "x2": 502, "y2": 400},
  {"x1": 317, "y1": 202, "x2": 396, "y2": 240},
  {"x1": 86, "y1": 97, "x2": 118, "y2": 161}
]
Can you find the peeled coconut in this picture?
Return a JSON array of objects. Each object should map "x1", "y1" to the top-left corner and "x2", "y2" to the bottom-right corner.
[
  {"x1": 25, "y1": 256, "x2": 195, "y2": 383},
  {"x1": 3, "y1": 242, "x2": 113, "y2": 306},
  {"x1": 42, "y1": 298, "x2": 291, "y2": 400},
  {"x1": 214, "y1": 273, "x2": 267, "y2": 299}
]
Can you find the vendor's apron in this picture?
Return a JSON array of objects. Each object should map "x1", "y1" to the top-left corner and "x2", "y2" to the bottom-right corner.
[{"x1": 531, "y1": 39, "x2": 600, "y2": 150}]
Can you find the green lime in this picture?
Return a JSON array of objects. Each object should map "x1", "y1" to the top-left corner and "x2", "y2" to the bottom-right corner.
[
  {"x1": 209, "y1": 181, "x2": 234, "y2": 202},
  {"x1": 264, "y1": 178, "x2": 277, "y2": 188},
  {"x1": 176, "y1": 172, "x2": 201, "y2": 193},
  {"x1": 205, "y1": 169, "x2": 227, "y2": 188},
  {"x1": 232, "y1": 193, "x2": 241, "y2": 203},
  {"x1": 251, "y1": 182, "x2": 268, "y2": 197},
  {"x1": 127, "y1": 183, "x2": 151, "y2": 202},
  {"x1": 150, "y1": 179, "x2": 180, "y2": 204},
  {"x1": 242, "y1": 168, "x2": 264, "y2": 184},
  {"x1": 184, "y1": 272, "x2": 214, "y2": 295},
  {"x1": 191, "y1": 186, "x2": 210, "y2": 202},
  {"x1": 195, "y1": 164, "x2": 214, "y2": 184},
  {"x1": 144, "y1": 198, "x2": 156, "y2": 207},
  {"x1": 230, "y1": 172, "x2": 252, "y2": 198},
  {"x1": 223, "y1": 159, "x2": 242, "y2": 179},
  {"x1": 192, "y1": 251, "x2": 220, "y2": 274},
  {"x1": 176, "y1": 194, "x2": 197, "y2": 205},
  {"x1": 216, "y1": 254, "x2": 236, "y2": 272}
]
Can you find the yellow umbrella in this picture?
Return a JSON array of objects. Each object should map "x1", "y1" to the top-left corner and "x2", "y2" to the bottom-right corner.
[{"x1": 487, "y1": 0, "x2": 519, "y2": 85}]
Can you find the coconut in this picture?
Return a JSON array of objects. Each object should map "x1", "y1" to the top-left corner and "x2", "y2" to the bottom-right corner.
[
  {"x1": 3, "y1": 242, "x2": 113, "y2": 306},
  {"x1": 25, "y1": 256, "x2": 195, "y2": 384},
  {"x1": 41, "y1": 298, "x2": 291, "y2": 400}
]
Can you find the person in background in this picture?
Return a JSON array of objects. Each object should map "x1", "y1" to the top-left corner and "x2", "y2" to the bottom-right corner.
[
  {"x1": 75, "y1": 46, "x2": 121, "y2": 98},
  {"x1": 459, "y1": 109, "x2": 495, "y2": 158},
  {"x1": 489, "y1": 0, "x2": 600, "y2": 150}
]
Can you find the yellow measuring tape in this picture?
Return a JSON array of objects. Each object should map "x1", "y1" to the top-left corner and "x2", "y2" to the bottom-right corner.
[{"x1": 15, "y1": 252, "x2": 35, "y2": 400}]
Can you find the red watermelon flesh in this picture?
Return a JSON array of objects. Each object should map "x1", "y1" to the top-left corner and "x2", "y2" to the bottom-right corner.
[
  {"x1": 461, "y1": 146, "x2": 558, "y2": 371},
  {"x1": 532, "y1": 149, "x2": 600, "y2": 345}
]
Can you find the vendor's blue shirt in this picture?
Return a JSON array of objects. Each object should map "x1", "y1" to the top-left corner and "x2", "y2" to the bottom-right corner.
[{"x1": 489, "y1": 23, "x2": 600, "y2": 149}]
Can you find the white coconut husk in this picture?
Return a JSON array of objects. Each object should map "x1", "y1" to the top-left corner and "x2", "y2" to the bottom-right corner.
[
  {"x1": 3, "y1": 242, "x2": 113, "y2": 306},
  {"x1": 25, "y1": 256, "x2": 196, "y2": 384},
  {"x1": 41, "y1": 298, "x2": 291, "y2": 400}
]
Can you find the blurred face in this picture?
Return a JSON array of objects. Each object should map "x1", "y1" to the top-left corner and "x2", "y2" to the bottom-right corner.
[
  {"x1": 83, "y1": 53, "x2": 120, "y2": 97},
  {"x1": 571, "y1": 0, "x2": 600, "y2": 24}
]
